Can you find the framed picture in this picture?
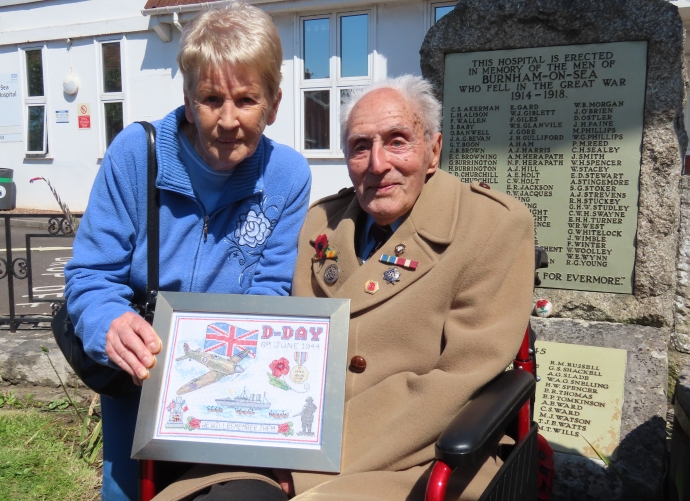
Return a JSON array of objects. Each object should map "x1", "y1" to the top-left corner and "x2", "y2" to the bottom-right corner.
[{"x1": 132, "y1": 292, "x2": 351, "y2": 473}]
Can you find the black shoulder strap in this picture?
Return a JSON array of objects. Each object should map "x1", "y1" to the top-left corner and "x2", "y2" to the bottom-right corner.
[{"x1": 136, "y1": 121, "x2": 159, "y2": 319}]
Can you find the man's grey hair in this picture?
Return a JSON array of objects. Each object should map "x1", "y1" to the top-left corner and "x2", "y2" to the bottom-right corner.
[{"x1": 339, "y1": 75, "x2": 442, "y2": 151}]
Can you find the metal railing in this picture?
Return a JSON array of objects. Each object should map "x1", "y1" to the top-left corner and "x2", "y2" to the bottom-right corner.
[{"x1": 0, "y1": 213, "x2": 81, "y2": 331}]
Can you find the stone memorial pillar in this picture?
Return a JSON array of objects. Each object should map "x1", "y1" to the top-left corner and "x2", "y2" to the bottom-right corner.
[{"x1": 421, "y1": 1, "x2": 687, "y2": 499}]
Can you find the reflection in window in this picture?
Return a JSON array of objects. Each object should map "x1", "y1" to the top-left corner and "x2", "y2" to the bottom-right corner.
[
  {"x1": 341, "y1": 14, "x2": 368, "y2": 78},
  {"x1": 27, "y1": 105, "x2": 45, "y2": 152},
  {"x1": 26, "y1": 50, "x2": 44, "y2": 97},
  {"x1": 304, "y1": 90, "x2": 330, "y2": 149},
  {"x1": 304, "y1": 19, "x2": 330, "y2": 79},
  {"x1": 104, "y1": 102, "x2": 124, "y2": 148},
  {"x1": 102, "y1": 42, "x2": 122, "y2": 93},
  {"x1": 435, "y1": 5, "x2": 454, "y2": 23}
]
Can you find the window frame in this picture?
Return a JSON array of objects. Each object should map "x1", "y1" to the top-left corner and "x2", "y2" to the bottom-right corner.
[
  {"x1": 96, "y1": 36, "x2": 127, "y2": 154},
  {"x1": 296, "y1": 9, "x2": 376, "y2": 158},
  {"x1": 20, "y1": 44, "x2": 48, "y2": 155},
  {"x1": 429, "y1": 1, "x2": 456, "y2": 27}
]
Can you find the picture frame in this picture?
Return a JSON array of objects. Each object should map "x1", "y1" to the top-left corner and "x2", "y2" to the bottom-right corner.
[{"x1": 132, "y1": 292, "x2": 351, "y2": 473}]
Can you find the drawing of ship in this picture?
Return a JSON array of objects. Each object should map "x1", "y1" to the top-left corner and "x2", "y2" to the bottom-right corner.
[
  {"x1": 206, "y1": 406, "x2": 223, "y2": 413},
  {"x1": 269, "y1": 410, "x2": 289, "y2": 419},
  {"x1": 216, "y1": 388, "x2": 271, "y2": 410},
  {"x1": 236, "y1": 408, "x2": 255, "y2": 416}
]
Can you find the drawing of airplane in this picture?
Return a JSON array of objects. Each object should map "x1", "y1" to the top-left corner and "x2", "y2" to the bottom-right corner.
[{"x1": 175, "y1": 343, "x2": 250, "y2": 395}]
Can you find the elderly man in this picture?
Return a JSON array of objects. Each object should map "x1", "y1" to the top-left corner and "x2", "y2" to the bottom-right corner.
[{"x1": 155, "y1": 75, "x2": 534, "y2": 501}]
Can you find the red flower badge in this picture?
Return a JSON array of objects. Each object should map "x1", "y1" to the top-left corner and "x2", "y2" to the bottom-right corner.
[
  {"x1": 270, "y1": 358, "x2": 290, "y2": 377},
  {"x1": 314, "y1": 234, "x2": 328, "y2": 259}
]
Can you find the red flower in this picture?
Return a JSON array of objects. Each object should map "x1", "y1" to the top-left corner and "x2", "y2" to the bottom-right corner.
[
  {"x1": 277, "y1": 423, "x2": 290, "y2": 434},
  {"x1": 270, "y1": 358, "x2": 290, "y2": 377},
  {"x1": 314, "y1": 234, "x2": 328, "y2": 259},
  {"x1": 189, "y1": 418, "x2": 201, "y2": 429},
  {"x1": 536, "y1": 299, "x2": 549, "y2": 309},
  {"x1": 183, "y1": 406, "x2": 189, "y2": 412}
]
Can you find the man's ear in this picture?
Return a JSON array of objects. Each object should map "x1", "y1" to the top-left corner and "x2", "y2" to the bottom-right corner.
[
  {"x1": 426, "y1": 132, "x2": 442, "y2": 175},
  {"x1": 267, "y1": 88, "x2": 282, "y2": 126}
]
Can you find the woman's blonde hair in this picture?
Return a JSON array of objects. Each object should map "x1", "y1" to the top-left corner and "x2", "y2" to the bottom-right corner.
[{"x1": 177, "y1": 2, "x2": 283, "y2": 102}]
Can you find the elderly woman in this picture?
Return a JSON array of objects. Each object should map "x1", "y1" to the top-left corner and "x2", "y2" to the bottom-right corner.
[{"x1": 64, "y1": 3, "x2": 311, "y2": 499}]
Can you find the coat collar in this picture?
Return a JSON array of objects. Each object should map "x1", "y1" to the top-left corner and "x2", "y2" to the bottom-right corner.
[{"x1": 309, "y1": 170, "x2": 462, "y2": 314}]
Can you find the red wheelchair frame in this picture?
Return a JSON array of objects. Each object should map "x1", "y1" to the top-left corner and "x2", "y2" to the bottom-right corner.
[{"x1": 139, "y1": 249, "x2": 549, "y2": 501}]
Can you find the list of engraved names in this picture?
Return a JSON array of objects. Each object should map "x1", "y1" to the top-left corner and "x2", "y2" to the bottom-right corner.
[{"x1": 442, "y1": 42, "x2": 647, "y2": 293}]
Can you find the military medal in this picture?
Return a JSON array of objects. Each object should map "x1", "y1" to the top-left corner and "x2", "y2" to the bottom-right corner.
[
  {"x1": 290, "y1": 352, "x2": 309, "y2": 384},
  {"x1": 383, "y1": 267, "x2": 400, "y2": 284},
  {"x1": 394, "y1": 242, "x2": 406, "y2": 256},
  {"x1": 323, "y1": 263, "x2": 340, "y2": 284},
  {"x1": 379, "y1": 254, "x2": 418, "y2": 271},
  {"x1": 364, "y1": 280, "x2": 379, "y2": 294},
  {"x1": 313, "y1": 234, "x2": 338, "y2": 261}
]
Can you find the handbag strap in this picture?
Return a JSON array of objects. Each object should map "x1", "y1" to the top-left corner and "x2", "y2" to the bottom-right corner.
[{"x1": 136, "y1": 121, "x2": 159, "y2": 320}]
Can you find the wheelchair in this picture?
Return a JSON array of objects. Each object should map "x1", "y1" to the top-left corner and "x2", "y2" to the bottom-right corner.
[{"x1": 139, "y1": 248, "x2": 551, "y2": 501}]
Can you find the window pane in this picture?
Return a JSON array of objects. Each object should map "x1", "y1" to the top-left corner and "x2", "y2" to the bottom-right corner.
[
  {"x1": 304, "y1": 19, "x2": 330, "y2": 79},
  {"x1": 435, "y1": 6, "x2": 454, "y2": 23},
  {"x1": 102, "y1": 42, "x2": 122, "y2": 93},
  {"x1": 105, "y1": 102, "x2": 124, "y2": 148},
  {"x1": 341, "y1": 14, "x2": 368, "y2": 78},
  {"x1": 26, "y1": 50, "x2": 44, "y2": 97},
  {"x1": 304, "y1": 90, "x2": 329, "y2": 150},
  {"x1": 27, "y1": 105, "x2": 45, "y2": 152}
]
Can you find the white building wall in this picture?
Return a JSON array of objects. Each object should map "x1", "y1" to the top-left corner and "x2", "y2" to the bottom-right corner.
[{"x1": 0, "y1": 0, "x2": 437, "y2": 210}]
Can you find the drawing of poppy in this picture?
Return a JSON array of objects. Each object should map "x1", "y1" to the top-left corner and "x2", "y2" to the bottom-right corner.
[
  {"x1": 536, "y1": 299, "x2": 549, "y2": 309},
  {"x1": 277, "y1": 422, "x2": 293, "y2": 436},
  {"x1": 183, "y1": 406, "x2": 189, "y2": 412},
  {"x1": 189, "y1": 417, "x2": 201, "y2": 429},
  {"x1": 270, "y1": 357, "x2": 290, "y2": 377}
]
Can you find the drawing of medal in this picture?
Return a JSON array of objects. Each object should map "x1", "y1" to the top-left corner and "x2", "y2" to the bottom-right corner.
[{"x1": 290, "y1": 351, "x2": 309, "y2": 384}]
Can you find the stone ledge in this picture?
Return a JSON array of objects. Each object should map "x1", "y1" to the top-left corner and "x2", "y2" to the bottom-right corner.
[{"x1": 531, "y1": 318, "x2": 668, "y2": 501}]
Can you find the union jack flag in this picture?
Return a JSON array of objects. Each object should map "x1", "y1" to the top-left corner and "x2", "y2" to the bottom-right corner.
[{"x1": 204, "y1": 322, "x2": 258, "y2": 358}]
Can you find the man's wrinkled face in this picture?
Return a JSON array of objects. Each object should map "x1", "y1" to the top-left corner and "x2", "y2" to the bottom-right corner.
[{"x1": 345, "y1": 88, "x2": 441, "y2": 225}]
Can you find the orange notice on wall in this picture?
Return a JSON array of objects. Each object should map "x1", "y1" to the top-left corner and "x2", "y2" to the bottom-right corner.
[{"x1": 77, "y1": 103, "x2": 91, "y2": 130}]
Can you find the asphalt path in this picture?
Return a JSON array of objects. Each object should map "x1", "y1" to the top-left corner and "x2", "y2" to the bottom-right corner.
[{"x1": 0, "y1": 221, "x2": 74, "y2": 318}]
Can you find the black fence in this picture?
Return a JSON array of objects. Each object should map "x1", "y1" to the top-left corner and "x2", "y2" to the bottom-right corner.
[{"x1": 0, "y1": 213, "x2": 81, "y2": 331}]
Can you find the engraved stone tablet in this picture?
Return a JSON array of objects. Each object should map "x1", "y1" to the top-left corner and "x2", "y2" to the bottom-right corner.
[
  {"x1": 442, "y1": 41, "x2": 647, "y2": 293},
  {"x1": 534, "y1": 340, "x2": 627, "y2": 458}
]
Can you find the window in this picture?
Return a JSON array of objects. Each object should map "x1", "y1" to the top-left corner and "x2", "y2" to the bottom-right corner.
[
  {"x1": 431, "y1": 2, "x2": 455, "y2": 24},
  {"x1": 299, "y1": 12, "x2": 372, "y2": 155},
  {"x1": 99, "y1": 40, "x2": 125, "y2": 150},
  {"x1": 23, "y1": 47, "x2": 47, "y2": 154}
]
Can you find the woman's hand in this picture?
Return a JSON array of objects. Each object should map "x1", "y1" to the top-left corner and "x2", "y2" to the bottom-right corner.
[{"x1": 105, "y1": 312, "x2": 162, "y2": 385}]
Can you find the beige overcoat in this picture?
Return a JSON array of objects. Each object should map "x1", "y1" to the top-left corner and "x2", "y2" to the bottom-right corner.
[{"x1": 153, "y1": 170, "x2": 535, "y2": 501}]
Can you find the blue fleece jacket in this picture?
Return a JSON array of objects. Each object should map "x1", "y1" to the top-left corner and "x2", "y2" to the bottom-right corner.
[{"x1": 64, "y1": 106, "x2": 312, "y2": 366}]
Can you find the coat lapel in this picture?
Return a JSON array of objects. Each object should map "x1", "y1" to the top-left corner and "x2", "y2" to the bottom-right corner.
[{"x1": 309, "y1": 171, "x2": 462, "y2": 314}]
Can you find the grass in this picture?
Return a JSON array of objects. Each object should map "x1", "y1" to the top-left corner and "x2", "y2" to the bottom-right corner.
[{"x1": 0, "y1": 408, "x2": 101, "y2": 501}]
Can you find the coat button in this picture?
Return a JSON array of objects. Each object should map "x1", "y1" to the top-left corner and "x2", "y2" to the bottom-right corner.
[{"x1": 349, "y1": 355, "x2": 367, "y2": 373}]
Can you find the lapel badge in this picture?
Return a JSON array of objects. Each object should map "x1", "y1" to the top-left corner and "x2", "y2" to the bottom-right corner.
[
  {"x1": 383, "y1": 267, "x2": 400, "y2": 285},
  {"x1": 364, "y1": 280, "x2": 379, "y2": 295},
  {"x1": 380, "y1": 254, "x2": 418, "y2": 271},
  {"x1": 313, "y1": 234, "x2": 338, "y2": 262},
  {"x1": 394, "y1": 242, "x2": 406, "y2": 256},
  {"x1": 323, "y1": 263, "x2": 340, "y2": 285}
]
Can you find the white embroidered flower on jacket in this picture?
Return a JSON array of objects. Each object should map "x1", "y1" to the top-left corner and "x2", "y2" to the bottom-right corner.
[{"x1": 234, "y1": 209, "x2": 272, "y2": 248}]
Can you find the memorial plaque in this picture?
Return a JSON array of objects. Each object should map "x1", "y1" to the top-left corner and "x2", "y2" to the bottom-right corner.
[
  {"x1": 441, "y1": 41, "x2": 647, "y2": 293},
  {"x1": 534, "y1": 340, "x2": 627, "y2": 458}
]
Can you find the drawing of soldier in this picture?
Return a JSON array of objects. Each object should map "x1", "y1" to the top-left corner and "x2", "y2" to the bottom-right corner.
[{"x1": 294, "y1": 396, "x2": 317, "y2": 436}]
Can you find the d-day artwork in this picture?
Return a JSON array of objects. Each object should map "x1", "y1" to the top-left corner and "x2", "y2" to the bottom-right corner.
[{"x1": 155, "y1": 311, "x2": 330, "y2": 449}]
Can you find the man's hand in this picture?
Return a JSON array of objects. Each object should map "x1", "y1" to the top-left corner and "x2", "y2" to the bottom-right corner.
[
  {"x1": 105, "y1": 312, "x2": 162, "y2": 385},
  {"x1": 273, "y1": 469, "x2": 295, "y2": 497}
]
